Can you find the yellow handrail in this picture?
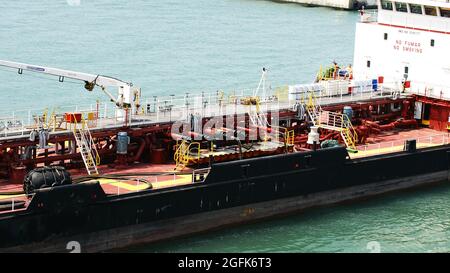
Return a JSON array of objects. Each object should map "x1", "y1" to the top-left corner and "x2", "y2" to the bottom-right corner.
[
  {"x1": 286, "y1": 130, "x2": 295, "y2": 145},
  {"x1": 342, "y1": 114, "x2": 358, "y2": 149},
  {"x1": 316, "y1": 65, "x2": 337, "y2": 81},
  {"x1": 71, "y1": 113, "x2": 100, "y2": 172},
  {"x1": 306, "y1": 91, "x2": 322, "y2": 126}
]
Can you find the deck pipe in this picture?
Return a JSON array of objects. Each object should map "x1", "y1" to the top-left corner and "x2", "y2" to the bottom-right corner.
[{"x1": 128, "y1": 137, "x2": 146, "y2": 163}]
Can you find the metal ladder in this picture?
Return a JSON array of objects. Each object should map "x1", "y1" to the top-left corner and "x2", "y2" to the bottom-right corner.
[
  {"x1": 306, "y1": 92, "x2": 322, "y2": 126},
  {"x1": 286, "y1": 130, "x2": 295, "y2": 145},
  {"x1": 306, "y1": 92, "x2": 357, "y2": 150},
  {"x1": 72, "y1": 119, "x2": 100, "y2": 175}
]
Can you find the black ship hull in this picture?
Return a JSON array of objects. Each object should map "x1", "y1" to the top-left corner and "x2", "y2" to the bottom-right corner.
[{"x1": 1, "y1": 146, "x2": 449, "y2": 252}]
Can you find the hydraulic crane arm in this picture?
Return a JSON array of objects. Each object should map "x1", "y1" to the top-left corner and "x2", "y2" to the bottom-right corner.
[{"x1": 0, "y1": 59, "x2": 136, "y2": 109}]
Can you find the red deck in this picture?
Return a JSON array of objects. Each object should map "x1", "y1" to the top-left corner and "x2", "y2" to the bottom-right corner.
[
  {"x1": 365, "y1": 127, "x2": 445, "y2": 144},
  {"x1": 353, "y1": 127, "x2": 449, "y2": 158}
]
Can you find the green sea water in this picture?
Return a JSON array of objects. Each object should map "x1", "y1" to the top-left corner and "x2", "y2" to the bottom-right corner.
[
  {"x1": 0, "y1": 0, "x2": 355, "y2": 110},
  {"x1": 128, "y1": 183, "x2": 450, "y2": 253},
  {"x1": 2, "y1": 1, "x2": 449, "y2": 253}
]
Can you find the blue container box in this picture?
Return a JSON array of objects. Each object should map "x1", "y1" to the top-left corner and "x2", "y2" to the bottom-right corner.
[{"x1": 372, "y1": 79, "x2": 378, "y2": 90}]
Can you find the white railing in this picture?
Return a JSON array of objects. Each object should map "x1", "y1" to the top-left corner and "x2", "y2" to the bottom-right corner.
[
  {"x1": 0, "y1": 79, "x2": 402, "y2": 140},
  {"x1": 288, "y1": 81, "x2": 397, "y2": 108},
  {"x1": 0, "y1": 193, "x2": 32, "y2": 213},
  {"x1": 0, "y1": 101, "x2": 115, "y2": 139},
  {"x1": 0, "y1": 87, "x2": 278, "y2": 139},
  {"x1": 141, "y1": 88, "x2": 260, "y2": 121},
  {"x1": 320, "y1": 111, "x2": 345, "y2": 128},
  {"x1": 0, "y1": 118, "x2": 25, "y2": 137},
  {"x1": 357, "y1": 133, "x2": 450, "y2": 155},
  {"x1": 406, "y1": 81, "x2": 450, "y2": 101},
  {"x1": 192, "y1": 168, "x2": 211, "y2": 183},
  {"x1": 360, "y1": 10, "x2": 378, "y2": 23},
  {"x1": 378, "y1": 9, "x2": 450, "y2": 33}
]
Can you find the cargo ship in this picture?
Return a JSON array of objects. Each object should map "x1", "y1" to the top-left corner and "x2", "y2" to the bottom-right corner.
[{"x1": 0, "y1": 0, "x2": 449, "y2": 252}]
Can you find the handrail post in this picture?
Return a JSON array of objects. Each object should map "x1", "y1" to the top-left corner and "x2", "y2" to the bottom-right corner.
[
  {"x1": 28, "y1": 110, "x2": 31, "y2": 127},
  {"x1": 156, "y1": 99, "x2": 160, "y2": 122}
]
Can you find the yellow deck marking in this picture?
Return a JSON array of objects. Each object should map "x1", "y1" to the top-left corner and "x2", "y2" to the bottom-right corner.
[
  {"x1": 96, "y1": 178, "x2": 150, "y2": 191},
  {"x1": 95, "y1": 174, "x2": 193, "y2": 191},
  {"x1": 151, "y1": 175, "x2": 192, "y2": 189},
  {"x1": 0, "y1": 194, "x2": 26, "y2": 201}
]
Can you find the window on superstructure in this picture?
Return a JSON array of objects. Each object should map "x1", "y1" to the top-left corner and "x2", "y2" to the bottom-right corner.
[
  {"x1": 367, "y1": 60, "x2": 371, "y2": 68},
  {"x1": 395, "y1": 2, "x2": 408, "y2": 12},
  {"x1": 409, "y1": 4, "x2": 423, "y2": 14},
  {"x1": 440, "y1": 7, "x2": 450, "y2": 17},
  {"x1": 381, "y1": 0, "x2": 393, "y2": 10},
  {"x1": 431, "y1": 39, "x2": 435, "y2": 47},
  {"x1": 384, "y1": 33, "x2": 388, "y2": 40},
  {"x1": 424, "y1": 6, "x2": 438, "y2": 16}
]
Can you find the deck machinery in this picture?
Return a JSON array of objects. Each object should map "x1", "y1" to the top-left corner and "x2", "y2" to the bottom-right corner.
[{"x1": 0, "y1": 60, "x2": 419, "y2": 184}]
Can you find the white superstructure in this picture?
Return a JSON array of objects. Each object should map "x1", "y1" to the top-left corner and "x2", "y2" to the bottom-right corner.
[{"x1": 353, "y1": 0, "x2": 450, "y2": 100}]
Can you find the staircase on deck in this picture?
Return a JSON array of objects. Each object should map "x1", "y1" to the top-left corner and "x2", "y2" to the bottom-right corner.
[
  {"x1": 72, "y1": 121, "x2": 100, "y2": 175},
  {"x1": 306, "y1": 93, "x2": 357, "y2": 150}
]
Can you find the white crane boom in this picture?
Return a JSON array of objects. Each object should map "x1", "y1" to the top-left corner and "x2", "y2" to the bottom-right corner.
[{"x1": 0, "y1": 60, "x2": 138, "y2": 114}]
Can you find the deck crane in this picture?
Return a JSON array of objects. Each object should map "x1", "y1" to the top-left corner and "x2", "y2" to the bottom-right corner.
[{"x1": 0, "y1": 60, "x2": 140, "y2": 120}]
